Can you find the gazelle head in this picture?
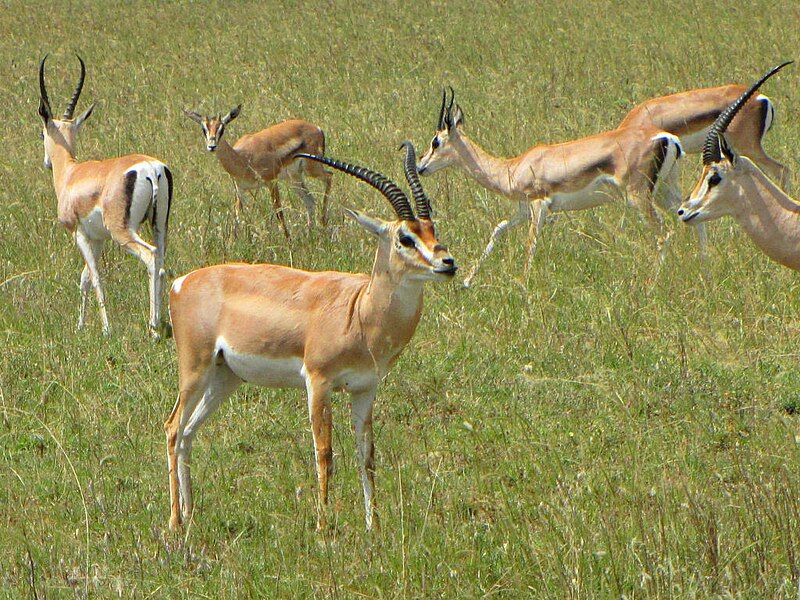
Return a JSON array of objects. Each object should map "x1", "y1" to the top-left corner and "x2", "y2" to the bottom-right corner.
[
  {"x1": 37, "y1": 55, "x2": 95, "y2": 169},
  {"x1": 417, "y1": 87, "x2": 465, "y2": 176},
  {"x1": 299, "y1": 143, "x2": 457, "y2": 281},
  {"x1": 678, "y1": 61, "x2": 792, "y2": 224},
  {"x1": 183, "y1": 105, "x2": 241, "y2": 152}
]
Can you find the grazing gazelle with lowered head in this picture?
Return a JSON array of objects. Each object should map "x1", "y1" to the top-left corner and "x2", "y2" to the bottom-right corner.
[
  {"x1": 678, "y1": 62, "x2": 798, "y2": 269},
  {"x1": 37, "y1": 55, "x2": 172, "y2": 338},
  {"x1": 164, "y1": 143, "x2": 457, "y2": 532},
  {"x1": 417, "y1": 88, "x2": 688, "y2": 287},
  {"x1": 184, "y1": 105, "x2": 332, "y2": 238}
]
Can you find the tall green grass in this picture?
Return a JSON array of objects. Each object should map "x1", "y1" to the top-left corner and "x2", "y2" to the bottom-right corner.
[{"x1": 3, "y1": 0, "x2": 800, "y2": 596}]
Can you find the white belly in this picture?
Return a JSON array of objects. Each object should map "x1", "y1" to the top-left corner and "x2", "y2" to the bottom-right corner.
[
  {"x1": 80, "y1": 207, "x2": 111, "y2": 240},
  {"x1": 216, "y1": 337, "x2": 305, "y2": 388},
  {"x1": 547, "y1": 175, "x2": 620, "y2": 213}
]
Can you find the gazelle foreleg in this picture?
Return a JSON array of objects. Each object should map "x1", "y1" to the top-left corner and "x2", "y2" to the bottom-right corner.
[
  {"x1": 289, "y1": 174, "x2": 317, "y2": 229},
  {"x1": 77, "y1": 237, "x2": 105, "y2": 331},
  {"x1": 350, "y1": 388, "x2": 377, "y2": 530},
  {"x1": 75, "y1": 229, "x2": 110, "y2": 335},
  {"x1": 268, "y1": 181, "x2": 291, "y2": 240},
  {"x1": 305, "y1": 373, "x2": 333, "y2": 530},
  {"x1": 464, "y1": 200, "x2": 531, "y2": 288},
  {"x1": 525, "y1": 199, "x2": 551, "y2": 272}
]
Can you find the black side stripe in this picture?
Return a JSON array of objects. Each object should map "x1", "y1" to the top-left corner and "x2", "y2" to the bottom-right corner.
[{"x1": 123, "y1": 171, "x2": 137, "y2": 228}]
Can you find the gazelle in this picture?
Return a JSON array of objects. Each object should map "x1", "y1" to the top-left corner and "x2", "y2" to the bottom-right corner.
[
  {"x1": 183, "y1": 105, "x2": 332, "y2": 238},
  {"x1": 678, "y1": 63, "x2": 798, "y2": 269},
  {"x1": 164, "y1": 143, "x2": 456, "y2": 532},
  {"x1": 417, "y1": 88, "x2": 688, "y2": 286},
  {"x1": 619, "y1": 74, "x2": 790, "y2": 187},
  {"x1": 37, "y1": 56, "x2": 172, "y2": 337}
]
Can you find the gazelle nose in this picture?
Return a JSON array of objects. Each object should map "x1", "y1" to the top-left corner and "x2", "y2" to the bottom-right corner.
[{"x1": 442, "y1": 257, "x2": 455, "y2": 266}]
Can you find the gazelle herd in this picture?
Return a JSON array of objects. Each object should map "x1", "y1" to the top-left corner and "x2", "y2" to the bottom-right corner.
[{"x1": 34, "y1": 53, "x2": 796, "y2": 532}]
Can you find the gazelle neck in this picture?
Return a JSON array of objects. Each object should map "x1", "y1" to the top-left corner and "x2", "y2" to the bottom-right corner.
[
  {"x1": 450, "y1": 131, "x2": 519, "y2": 197},
  {"x1": 214, "y1": 138, "x2": 253, "y2": 180},
  {"x1": 49, "y1": 139, "x2": 78, "y2": 196},
  {"x1": 357, "y1": 242, "x2": 425, "y2": 364},
  {"x1": 733, "y1": 158, "x2": 800, "y2": 271}
]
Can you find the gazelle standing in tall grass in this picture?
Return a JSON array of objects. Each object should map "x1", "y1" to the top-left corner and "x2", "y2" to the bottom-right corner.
[
  {"x1": 417, "y1": 89, "x2": 687, "y2": 286},
  {"x1": 164, "y1": 143, "x2": 456, "y2": 532},
  {"x1": 37, "y1": 55, "x2": 172, "y2": 337},
  {"x1": 184, "y1": 105, "x2": 332, "y2": 238},
  {"x1": 619, "y1": 72, "x2": 790, "y2": 187},
  {"x1": 678, "y1": 63, "x2": 798, "y2": 269}
]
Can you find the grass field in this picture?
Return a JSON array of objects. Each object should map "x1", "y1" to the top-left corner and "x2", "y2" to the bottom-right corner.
[{"x1": 4, "y1": 0, "x2": 800, "y2": 596}]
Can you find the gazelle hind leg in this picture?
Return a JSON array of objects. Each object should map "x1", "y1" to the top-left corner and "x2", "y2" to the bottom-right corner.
[
  {"x1": 75, "y1": 229, "x2": 110, "y2": 335},
  {"x1": 290, "y1": 174, "x2": 317, "y2": 229},
  {"x1": 120, "y1": 235, "x2": 160, "y2": 336},
  {"x1": 464, "y1": 201, "x2": 531, "y2": 288},
  {"x1": 177, "y1": 361, "x2": 241, "y2": 523},
  {"x1": 350, "y1": 388, "x2": 377, "y2": 530},
  {"x1": 305, "y1": 372, "x2": 333, "y2": 530}
]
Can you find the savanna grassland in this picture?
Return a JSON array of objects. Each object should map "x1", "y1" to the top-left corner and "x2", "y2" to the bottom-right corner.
[{"x1": 3, "y1": 1, "x2": 800, "y2": 597}]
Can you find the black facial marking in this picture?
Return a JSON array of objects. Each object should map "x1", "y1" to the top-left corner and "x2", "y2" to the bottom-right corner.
[
  {"x1": 431, "y1": 137, "x2": 440, "y2": 150},
  {"x1": 399, "y1": 234, "x2": 415, "y2": 248}
]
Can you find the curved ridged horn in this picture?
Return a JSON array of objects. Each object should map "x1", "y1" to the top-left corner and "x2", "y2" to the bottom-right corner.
[
  {"x1": 437, "y1": 87, "x2": 447, "y2": 130},
  {"x1": 399, "y1": 141, "x2": 431, "y2": 219},
  {"x1": 63, "y1": 55, "x2": 86, "y2": 120},
  {"x1": 38, "y1": 55, "x2": 52, "y2": 117},
  {"x1": 445, "y1": 86, "x2": 455, "y2": 126},
  {"x1": 296, "y1": 153, "x2": 415, "y2": 221},
  {"x1": 702, "y1": 60, "x2": 793, "y2": 165}
]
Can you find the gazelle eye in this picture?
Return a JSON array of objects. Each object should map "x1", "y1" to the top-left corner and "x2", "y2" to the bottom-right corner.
[
  {"x1": 431, "y1": 137, "x2": 440, "y2": 150},
  {"x1": 399, "y1": 234, "x2": 415, "y2": 248},
  {"x1": 708, "y1": 172, "x2": 722, "y2": 187}
]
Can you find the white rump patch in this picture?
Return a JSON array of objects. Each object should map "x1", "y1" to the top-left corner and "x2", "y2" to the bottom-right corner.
[{"x1": 172, "y1": 274, "x2": 187, "y2": 294}]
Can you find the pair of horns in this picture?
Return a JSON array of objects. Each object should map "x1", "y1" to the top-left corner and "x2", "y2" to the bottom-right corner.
[
  {"x1": 39, "y1": 54, "x2": 87, "y2": 121},
  {"x1": 437, "y1": 86, "x2": 456, "y2": 130},
  {"x1": 702, "y1": 60, "x2": 793, "y2": 165},
  {"x1": 297, "y1": 142, "x2": 432, "y2": 221}
]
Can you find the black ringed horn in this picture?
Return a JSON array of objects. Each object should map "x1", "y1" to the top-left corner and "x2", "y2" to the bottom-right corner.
[
  {"x1": 702, "y1": 60, "x2": 793, "y2": 165},
  {"x1": 63, "y1": 55, "x2": 86, "y2": 120},
  {"x1": 399, "y1": 141, "x2": 431, "y2": 219},
  {"x1": 437, "y1": 87, "x2": 447, "y2": 130},
  {"x1": 296, "y1": 153, "x2": 415, "y2": 221},
  {"x1": 38, "y1": 55, "x2": 52, "y2": 117}
]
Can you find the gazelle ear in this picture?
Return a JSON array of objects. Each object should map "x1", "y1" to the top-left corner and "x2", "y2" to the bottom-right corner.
[
  {"x1": 344, "y1": 208, "x2": 388, "y2": 236},
  {"x1": 183, "y1": 109, "x2": 203, "y2": 124},
  {"x1": 719, "y1": 134, "x2": 736, "y2": 165},
  {"x1": 74, "y1": 103, "x2": 95, "y2": 128},
  {"x1": 222, "y1": 104, "x2": 241, "y2": 124},
  {"x1": 450, "y1": 104, "x2": 465, "y2": 128}
]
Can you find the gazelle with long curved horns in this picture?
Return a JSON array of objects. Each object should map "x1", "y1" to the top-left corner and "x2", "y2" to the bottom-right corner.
[
  {"x1": 184, "y1": 105, "x2": 332, "y2": 238},
  {"x1": 164, "y1": 143, "x2": 456, "y2": 532},
  {"x1": 37, "y1": 55, "x2": 172, "y2": 337},
  {"x1": 417, "y1": 88, "x2": 689, "y2": 286},
  {"x1": 619, "y1": 73, "x2": 790, "y2": 187},
  {"x1": 678, "y1": 62, "x2": 798, "y2": 269}
]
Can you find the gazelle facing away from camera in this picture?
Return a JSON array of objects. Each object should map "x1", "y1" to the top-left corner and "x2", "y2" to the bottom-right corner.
[
  {"x1": 184, "y1": 105, "x2": 332, "y2": 238},
  {"x1": 37, "y1": 55, "x2": 172, "y2": 337},
  {"x1": 164, "y1": 143, "x2": 456, "y2": 532},
  {"x1": 619, "y1": 72, "x2": 790, "y2": 187},
  {"x1": 678, "y1": 62, "x2": 798, "y2": 269},
  {"x1": 417, "y1": 88, "x2": 690, "y2": 286}
]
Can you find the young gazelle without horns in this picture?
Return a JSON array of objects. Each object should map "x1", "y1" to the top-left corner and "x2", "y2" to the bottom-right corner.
[
  {"x1": 619, "y1": 72, "x2": 790, "y2": 187},
  {"x1": 164, "y1": 143, "x2": 457, "y2": 531},
  {"x1": 416, "y1": 89, "x2": 687, "y2": 287},
  {"x1": 37, "y1": 56, "x2": 172, "y2": 337},
  {"x1": 678, "y1": 62, "x2": 798, "y2": 269},
  {"x1": 184, "y1": 105, "x2": 332, "y2": 238}
]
